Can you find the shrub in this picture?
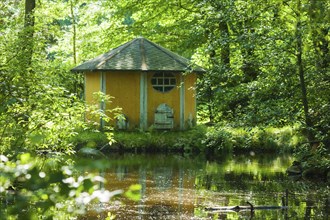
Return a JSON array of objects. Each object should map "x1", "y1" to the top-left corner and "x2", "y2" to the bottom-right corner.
[
  {"x1": 0, "y1": 153, "x2": 122, "y2": 219},
  {"x1": 201, "y1": 127, "x2": 233, "y2": 153},
  {"x1": 202, "y1": 125, "x2": 301, "y2": 154},
  {"x1": 72, "y1": 125, "x2": 300, "y2": 155}
]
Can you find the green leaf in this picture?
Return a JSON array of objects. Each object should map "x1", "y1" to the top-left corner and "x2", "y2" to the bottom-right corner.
[
  {"x1": 19, "y1": 153, "x2": 31, "y2": 164},
  {"x1": 83, "y1": 179, "x2": 94, "y2": 194},
  {"x1": 125, "y1": 184, "x2": 141, "y2": 202}
]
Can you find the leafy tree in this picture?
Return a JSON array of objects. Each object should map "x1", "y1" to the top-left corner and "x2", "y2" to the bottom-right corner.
[{"x1": 0, "y1": 0, "x2": 328, "y2": 201}]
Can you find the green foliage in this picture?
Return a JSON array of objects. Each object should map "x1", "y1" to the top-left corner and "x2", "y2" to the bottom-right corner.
[
  {"x1": 201, "y1": 125, "x2": 303, "y2": 154},
  {"x1": 85, "y1": 92, "x2": 122, "y2": 131},
  {"x1": 124, "y1": 184, "x2": 142, "y2": 202},
  {"x1": 74, "y1": 125, "x2": 300, "y2": 155},
  {"x1": 0, "y1": 153, "x2": 123, "y2": 219},
  {"x1": 193, "y1": 0, "x2": 330, "y2": 140},
  {"x1": 202, "y1": 127, "x2": 233, "y2": 153},
  {"x1": 72, "y1": 91, "x2": 122, "y2": 152},
  {"x1": 0, "y1": 84, "x2": 85, "y2": 155},
  {"x1": 72, "y1": 130, "x2": 108, "y2": 149},
  {"x1": 72, "y1": 125, "x2": 207, "y2": 153},
  {"x1": 294, "y1": 143, "x2": 330, "y2": 174},
  {"x1": 112, "y1": 127, "x2": 206, "y2": 153},
  {"x1": 1, "y1": 0, "x2": 329, "y2": 138},
  {"x1": 0, "y1": 4, "x2": 125, "y2": 217},
  {"x1": 172, "y1": 125, "x2": 207, "y2": 152},
  {"x1": 0, "y1": 2, "x2": 328, "y2": 218}
]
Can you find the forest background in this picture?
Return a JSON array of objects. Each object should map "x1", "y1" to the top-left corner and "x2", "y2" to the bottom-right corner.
[{"x1": 0, "y1": 0, "x2": 329, "y2": 218}]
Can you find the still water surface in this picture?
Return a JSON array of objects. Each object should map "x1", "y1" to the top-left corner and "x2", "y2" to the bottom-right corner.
[{"x1": 81, "y1": 154, "x2": 329, "y2": 219}]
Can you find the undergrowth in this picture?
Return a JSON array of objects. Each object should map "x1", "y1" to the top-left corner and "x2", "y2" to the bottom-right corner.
[{"x1": 73, "y1": 125, "x2": 303, "y2": 154}]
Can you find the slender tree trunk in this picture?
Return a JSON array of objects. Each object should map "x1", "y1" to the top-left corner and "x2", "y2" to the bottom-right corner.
[
  {"x1": 24, "y1": 0, "x2": 36, "y2": 66},
  {"x1": 206, "y1": 47, "x2": 217, "y2": 123},
  {"x1": 22, "y1": 0, "x2": 36, "y2": 97},
  {"x1": 70, "y1": 0, "x2": 82, "y2": 94},
  {"x1": 25, "y1": 0, "x2": 35, "y2": 27},
  {"x1": 219, "y1": 20, "x2": 230, "y2": 68},
  {"x1": 13, "y1": 0, "x2": 37, "y2": 149},
  {"x1": 296, "y1": 0, "x2": 314, "y2": 142},
  {"x1": 207, "y1": 86, "x2": 214, "y2": 123},
  {"x1": 309, "y1": 0, "x2": 329, "y2": 69},
  {"x1": 241, "y1": 19, "x2": 259, "y2": 82},
  {"x1": 70, "y1": 0, "x2": 77, "y2": 65}
]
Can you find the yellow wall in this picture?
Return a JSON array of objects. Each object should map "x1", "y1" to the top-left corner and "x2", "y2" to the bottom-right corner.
[
  {"x1": 84, "y1": 71, "x2": 198, "y2": 130},
  {"x1": 85, "y1": 72, "x2": 101, "y2": 123},
  {"x1": 184, "y1": 73, "x2": 197, "y2": 126},
  {"x1": 85, "y1": 72, "x2": 101, "y2": 105},
  {"x1": 106, "y1": 71, "x2": 140, "y2": 129},
  {"x1": 146, "y1": 73, "x2": 181, "y2": 129}
]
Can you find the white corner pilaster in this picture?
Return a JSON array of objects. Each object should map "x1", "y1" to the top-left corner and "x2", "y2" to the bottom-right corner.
[
  {"x1": 83, "y1": 73, "x2": 87, "y2": 101},
  {"x1": 100, "y1": 72, "x2": 106, "y2": 129},
  {"x1": 179, "y1": 74, "x2": 185, "y2": 130},
  {"x1": 140, "y1": 72, "x2": 148, "y2": 130}
]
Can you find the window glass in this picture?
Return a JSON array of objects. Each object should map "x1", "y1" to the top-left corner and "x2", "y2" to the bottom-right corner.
[{"x1": 151, "y1": 72, "x2": 176, "y2": 92}]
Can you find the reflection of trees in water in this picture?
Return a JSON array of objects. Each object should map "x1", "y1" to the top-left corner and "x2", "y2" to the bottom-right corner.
[
  {"x1": 116, "y1": 165, "x2": 128, "y2": 180},
  {"x1": 196, "y1": 169, "x2": 288, "y2": 192},
  {"x1": 196, "y1": 172, "x2": 329, "y2": 219},
  {"x1": 103, "y1": 154, "x2": 328, "y2": 219},
  {"x1": 298, "y1": 193, "x2": 330, "y2": 219},
  {"x1": 153, "y1": 167, "x2": 173, "y2": 191},
  {"x1": 148, "y1": 204, "x2": 176, "y2": 219},
  {"x1": 139, "y1": 166, "x2": 147, "y2": 199},
  {"x1": 138, "y1": 167, "x2": 147, "y2": 217}
]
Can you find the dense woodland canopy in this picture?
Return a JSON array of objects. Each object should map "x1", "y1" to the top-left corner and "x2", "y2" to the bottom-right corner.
[
  {"x1": 0, "y1": 0, "x2": 329, "y2": 156},
  {"x1": 0, "y1": 0, "x2": 329, "y2": 218}
]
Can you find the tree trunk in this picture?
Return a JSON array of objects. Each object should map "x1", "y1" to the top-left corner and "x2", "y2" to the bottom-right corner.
[
  {"x1": 70, "y1": 0, "x2": 81, "y2": 94},
  {"x1": 24, "y1": 0, "x2": 36, "y2": 66},
  {"x1": 70, "y1": 0, "x2": 77, "y2": 65},
  {"x1": 241, "y1": 19, "x2": 259, "y2": 82},
  {"x1": 207, "y1": 86, "x2": 214, "y2": 123},
  {"x1": 25, "y1": 0, "x2": 35, "y2": 27},
  {"x1": 15, "y1": 0, "x2": 37, "y2": 149},
  {"x1": 309, "y1": 0, "x2": 329, "y2": 69},
  {"x1": 296, "y1": 0, "x2": 314, "y2": 142},
  {"x1": 219, "y1": 20, "x2": 230, "y2": 68}
]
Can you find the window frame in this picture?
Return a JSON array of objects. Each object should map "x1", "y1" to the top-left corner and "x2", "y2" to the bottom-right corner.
[{"x1": 151, "y1": 72, "x2": 176, "y2": 93}]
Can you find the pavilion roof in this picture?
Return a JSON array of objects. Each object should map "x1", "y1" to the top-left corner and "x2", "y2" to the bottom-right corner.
[{"x1": 71, "y1": 37, "x2": 205, "y2": 73}]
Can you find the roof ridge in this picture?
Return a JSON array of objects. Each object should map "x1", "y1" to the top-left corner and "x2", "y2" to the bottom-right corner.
[
  {"x1": 139, "y1": 38, "x2": 148, "y2": 70},
  {"x1": 144, "y1": 39, "x2": 189, "y2": 69},
  {"x1": 95, "y1": 39, "x2": 138, "y2": 69}
]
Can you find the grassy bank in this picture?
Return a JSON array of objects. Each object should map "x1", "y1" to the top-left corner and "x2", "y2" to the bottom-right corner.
[{"x1": 73, "y1": 125, "x2": 304, "y2": 154}]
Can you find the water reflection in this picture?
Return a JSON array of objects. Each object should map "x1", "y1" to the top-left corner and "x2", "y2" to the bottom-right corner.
[{"x1": 80, "y1": 154, "x2": 329, "y2": 219}]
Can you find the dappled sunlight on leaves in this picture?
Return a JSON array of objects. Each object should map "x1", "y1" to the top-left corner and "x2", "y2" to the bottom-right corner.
[{"x1": 0, "y1": 154, "x2": 128, "y2": 218}]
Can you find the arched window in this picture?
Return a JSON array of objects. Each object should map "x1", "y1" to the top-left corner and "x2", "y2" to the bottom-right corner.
[{"x1": 151, "y1": 72, "x2": 176, "y2": 92}]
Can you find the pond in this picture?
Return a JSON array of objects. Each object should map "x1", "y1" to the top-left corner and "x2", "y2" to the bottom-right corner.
[{"x1": 79, "y1": 153, "x2": 329, "y2": 219}]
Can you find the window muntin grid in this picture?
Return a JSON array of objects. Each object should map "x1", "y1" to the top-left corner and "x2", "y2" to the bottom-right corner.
[{"x1": 151, "y1": 72, "x2": 176, "y2": 92}]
